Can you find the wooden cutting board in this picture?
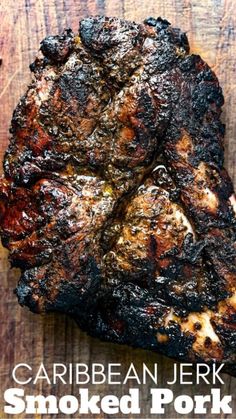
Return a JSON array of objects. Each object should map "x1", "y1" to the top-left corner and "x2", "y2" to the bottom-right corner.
[{"x1": 0, "y1": 1, "x2": 235, "y2": 418}]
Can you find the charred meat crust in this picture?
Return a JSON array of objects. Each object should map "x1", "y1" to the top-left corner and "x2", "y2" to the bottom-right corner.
[{"x1": 0, "y1": 16, "x2": 236, "y2": 374}]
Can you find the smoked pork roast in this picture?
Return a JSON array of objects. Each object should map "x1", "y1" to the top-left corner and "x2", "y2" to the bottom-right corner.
[{"x1": 0, "y1": 16, "x2": 236, "y2": 374}]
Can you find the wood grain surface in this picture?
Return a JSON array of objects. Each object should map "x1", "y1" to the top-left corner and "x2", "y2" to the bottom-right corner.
[{"x1": 0, "y1": 0, "x2": 236, "y2": 418}]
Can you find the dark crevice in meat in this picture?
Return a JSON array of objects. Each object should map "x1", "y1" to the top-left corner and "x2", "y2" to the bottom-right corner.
[{"x1": 0, "y1": 16, "x2": 236, "y2": 375}]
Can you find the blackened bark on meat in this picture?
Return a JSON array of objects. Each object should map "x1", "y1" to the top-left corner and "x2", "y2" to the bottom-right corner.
[{"x1": 0, "y1": 16, "x2": 236, "y2": 375}]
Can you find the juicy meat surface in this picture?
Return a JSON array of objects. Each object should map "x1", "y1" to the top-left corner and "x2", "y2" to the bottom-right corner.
[{"x1": 1, "y1": 16, "x2": 236, "y2": 374}]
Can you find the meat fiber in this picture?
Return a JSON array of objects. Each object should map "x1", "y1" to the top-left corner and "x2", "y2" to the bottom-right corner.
[{"x1": 0, "y1": 16, "x2": 236, "y2": 375}]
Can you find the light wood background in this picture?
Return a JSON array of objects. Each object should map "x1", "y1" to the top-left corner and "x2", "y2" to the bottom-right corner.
[{"x1": 0, "y1": 0, "x2": 236, "y2": 418}]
